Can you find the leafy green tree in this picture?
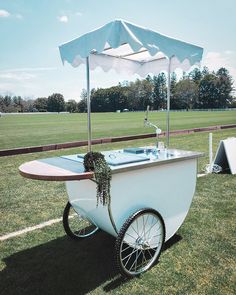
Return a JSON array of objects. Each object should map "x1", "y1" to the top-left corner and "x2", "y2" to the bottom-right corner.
[
  {"x1": 198, "y1": 68, "x2": 233, "y2": 109},
  {"x1": 153, "y1": 73, "x2": 167, "y2": 110},
  {"x1": 34, "y1": 97, "x2": 48, "y2": 112},
  {"x1": 47, "y1": 93, "x2": 65, "y2": 112},
  {"x1": 78, "y1": 89, "x2": 88, "y2": 112},
  {"x1": 66, "y1": 100, "x2": 78, "y2": 113},
  {"x1": 202, "y1": 66, "x2": 210, "y2": 77},
  {"x1": 78, "y1": 98, "x2": 87, "y2": 112},
  {"x1": 108, "y1": 86, "x2": 127, "y2": 112},
  {"x1": 189, "y1": 68, "x2": 202, "y2": 84},
  {"x1": 170, "y1": 72, "x2": 177, "y2": 102},
  {"x1": 13, "y1": 96, "x2": 24, "y2": 112},
  {"x1": 172, "y1": 79, "x2": 198, "y2": 110},
  {"x1": 0, "y1": 95, "x2": 5, "y2": 112},
  {"x1": 122, "y1": 82, "x2": 138, "y2": 111},
  {"x1": 3, "y1": 95, "x2": 12, "y2": 107},
  {"x1": 215, "y1": 67, "x2": 234, "y2": 108},
  {"x1": 90, "y1": 85, "x2": 127, "y2": 112},
  {"x1": 0, "y1": 95, "x2": 14, "y2": 112},
  {"x1": 133, "y1": 79, "x2": 153, "y2": 110},
  {"x1": 121, "y1": 78, "x2": 153, "y2": 111},
  {"x1": 24, "y1": 99, "x2": 36, "y2": 112},
  {"x1": 77, "y1": 66, "x2": 234, "y2": 112},
  {"x1": 146, "y1": 75, "x2": 153, "y2": 84},
  {"x1": 198, "y1": 74, "x2": 218, "y2": 108},
  {"x1": 91, "y1": 88, "x2": 108, "y2": 112}
]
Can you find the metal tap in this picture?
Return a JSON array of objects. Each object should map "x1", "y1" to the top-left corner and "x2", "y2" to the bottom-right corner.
[{"x1": 144, "y1": 105, "x2": 162, "y2": 136}]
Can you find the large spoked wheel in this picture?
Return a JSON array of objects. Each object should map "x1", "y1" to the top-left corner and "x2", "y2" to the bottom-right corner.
[
  {"x1": 63, "y1": 202, "x2": 99, "y2": 239},
  {"x1": 115, "y1": 208, "x2": 165, "y2": 278}
]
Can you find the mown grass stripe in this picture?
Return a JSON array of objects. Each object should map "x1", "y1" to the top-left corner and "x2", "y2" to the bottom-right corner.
[
  {"x1": 0, "y1": 217, "x2": 62, "y2": 241},
  {"x1": 1, "y1": 124, "x2": 235, "y2": 157}
]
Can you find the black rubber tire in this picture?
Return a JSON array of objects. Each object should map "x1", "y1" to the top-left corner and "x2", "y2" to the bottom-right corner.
[
  {"x1": 63, "y1": 201, "x2": 99, "y2": 240},
  {"x1": 115, "y1": 208, "x2": 165, "y2": 278}
]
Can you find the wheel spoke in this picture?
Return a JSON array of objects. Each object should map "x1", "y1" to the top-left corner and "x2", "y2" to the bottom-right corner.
[
  {"x1": 121, "y1": 244, "x2": 132, "y2": 253},
  {"x1": 141, "y1": 249, "x2": 148, "y2": 266},
  {"x1": 137, "y1": 251, "x2": 148, "y2": 269},
  {"x1": 145, "y1": 218, "x2": 159, "y2": 241},
  {"x1": 148, "y1": 233, "x2": 162, "y2": 248},
  {"x1": 135, "y1": 249, "x2": 153, "y2": 271},
  {"x1": 138, "y1": 214, "x2": 146, "y2": 238},
  {"x1": 122, "y1": 246, "x2": 138, "y2": 262},
  {"x1": 63, "y1": 202, "x2": 99, "y2": 239},
  {"x1": 129, "y1": 249, "x2": 142, "y2": 272},
  {"x1": 125, "y1": 232, "x2": 137, "y2": 240},
  {"x1": 143, "y1": 215, "x2": 154, "y2": 240},
  {"x1": 136, "y1": 219, "x2": 140, "y2": 236},
  {"x1": 134, "y1": 248, "x2": 139, "y2": 272},
  {"x1": 140, "y1": 215, "x2": 145, "y2": 239},
  {"x1": 142, "y1": 215, "x2": 145, "y2": 237},
  {"x1": 147, "y1": 223, "x2": 161, "y2": 241},
  {"x1": 116, "y1": 209, "x2": 165, "y2": 277},
  {"x1": 146, "y1": 248, "x2": 155, "y2": 258},
  {"x1": 130, "y1": 224, "x2": 140, "y2": 237},
  {"x1": 123, "y1": 248, "x2": 139, "y2": 268},
  {"x1": 143, "y1": 214, "x2": 150, "y2": 240}
]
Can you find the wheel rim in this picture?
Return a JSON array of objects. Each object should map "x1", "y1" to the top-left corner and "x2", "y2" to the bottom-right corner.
[
  {"x1": 68, "y1": 205, "x2": 99, "y2": 238},
  {"x1": 119, "y1": 212, "x2": 164, "y2": 276}
]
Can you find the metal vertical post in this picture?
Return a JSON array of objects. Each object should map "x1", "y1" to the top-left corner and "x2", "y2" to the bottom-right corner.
[
  {"x1": 209, "y1": 133, "x2": 213, "y2": 173},
  {"x1": 86, "y1": 56, "x2": 92, "y2": 152},
  {"x1": 166, "y1": 57, "x2": 172, "y2": 148}
]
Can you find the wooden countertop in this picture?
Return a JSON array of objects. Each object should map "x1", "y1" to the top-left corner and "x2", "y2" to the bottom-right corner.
[{"x1": 19, "y1": 157, "x2": 93, "y2": 181}]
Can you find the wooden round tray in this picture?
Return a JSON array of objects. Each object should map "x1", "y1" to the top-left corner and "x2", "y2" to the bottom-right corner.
[{"x1": 19, "y1": 157, "x2": 93, "y2": 181}]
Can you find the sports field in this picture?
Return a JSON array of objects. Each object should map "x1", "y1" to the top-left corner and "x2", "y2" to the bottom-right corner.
[
  {"x1": 0, "y1": 112, "x2": 236, "y2": 294},
  {"x1": 0, "y1": 110, "x2": 236, "y2": 149}
]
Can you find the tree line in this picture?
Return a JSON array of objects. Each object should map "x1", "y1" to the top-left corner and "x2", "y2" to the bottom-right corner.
[
  {"x1": 0, "y1": 93, "x2": 77, "y2": 113},
  {"x1": 0, "y1": 67, "x2": 235, "y2": 113}
]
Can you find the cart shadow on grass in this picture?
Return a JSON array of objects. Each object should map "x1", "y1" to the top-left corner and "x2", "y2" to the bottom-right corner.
[{"x1": 1, "y1": 232, "x2": 182, "y2": 295}]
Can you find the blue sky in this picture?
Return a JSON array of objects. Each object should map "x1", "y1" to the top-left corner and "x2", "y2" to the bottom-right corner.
[{"x1": 0, "y1": 0, "x2": 236, "y2": 100}]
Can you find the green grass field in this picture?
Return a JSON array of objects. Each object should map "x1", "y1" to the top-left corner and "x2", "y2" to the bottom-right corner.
[
  {"x1": 0, "y1": 126, "x2": 236, "y2": 294},
  {"x1": 0, "y1": 112, "x2": 236, "y2": 294},
  {"x1": 0, "y1": 110, "x2": 236, "y2": 149}
]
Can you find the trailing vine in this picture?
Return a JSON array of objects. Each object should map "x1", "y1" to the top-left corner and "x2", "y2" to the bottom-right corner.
[{"x1": 83, "y1": 151, "x2": 112, "y2": 206}]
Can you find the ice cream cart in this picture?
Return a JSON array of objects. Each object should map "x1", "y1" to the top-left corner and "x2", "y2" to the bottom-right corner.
[{"x1": 19, "y1": 20, "x2": 204, "y2": 277}]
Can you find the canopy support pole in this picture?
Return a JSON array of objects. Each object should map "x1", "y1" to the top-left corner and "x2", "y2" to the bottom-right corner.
[
  {"x1": 166, "y1": 56, "x2": 172, "y2": 148},
  {"x1": 86, "y1": 56, "x2": 92, "y2": 152}
]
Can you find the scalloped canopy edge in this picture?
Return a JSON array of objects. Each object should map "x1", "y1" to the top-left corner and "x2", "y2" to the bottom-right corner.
[{"x1": 59, "y1": 19, "x2": 203, "y2": 76}]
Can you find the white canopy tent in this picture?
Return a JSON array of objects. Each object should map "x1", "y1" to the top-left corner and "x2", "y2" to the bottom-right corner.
[{"x1": 59, "y1": 19, "x2": 203, "y2": 151}]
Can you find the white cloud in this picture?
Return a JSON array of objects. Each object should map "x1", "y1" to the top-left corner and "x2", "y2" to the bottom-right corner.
[
  {"x1": 75, "y1": 12, "x2": 82, "y2": 17},
  {"x1": 203, "y1": 51, "x2": 236, "y2": 71},
  {"x1": 0, "y1": 9, "x2": 10, "y2": 17},
  {"x1": 58, "y1": 15, "x2": 68, "y2": 23},
  {"x1": 0, "y1": 72, "x2": 36, "y2": 81},
  {"x1": 0, "y1": 72, "x2": 37, "y2": 98},
  {"x1": 203, "y1": 52, "x2": 226, "y2": 70},
  {"x1": 0, "y1": 68, "x2": 60, "y2": 98},
  {"x1": 0, "y1": 10, "x2": 24, "y2": 20}
]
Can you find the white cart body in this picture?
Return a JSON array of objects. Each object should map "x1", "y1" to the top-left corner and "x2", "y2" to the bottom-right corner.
[
  {"x1": 66, "y1": 148, "x2": 200, "y2": 242},
  {"x1": 19, "y1": 147, "x2": 203, "y2": 277}
]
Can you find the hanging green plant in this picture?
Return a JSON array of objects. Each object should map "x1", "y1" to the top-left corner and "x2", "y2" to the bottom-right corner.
[{"x1": 83, "y1": 151, "x2": 112, "y2": 206}]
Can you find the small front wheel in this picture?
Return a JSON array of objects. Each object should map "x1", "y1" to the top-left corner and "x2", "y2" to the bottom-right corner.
[
  {"x1": 63, "y1": 202, "x2": 99, "y2": 239},
  {"x1": 115, "y1": 208, "x2": 165, "y2": 277}
]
